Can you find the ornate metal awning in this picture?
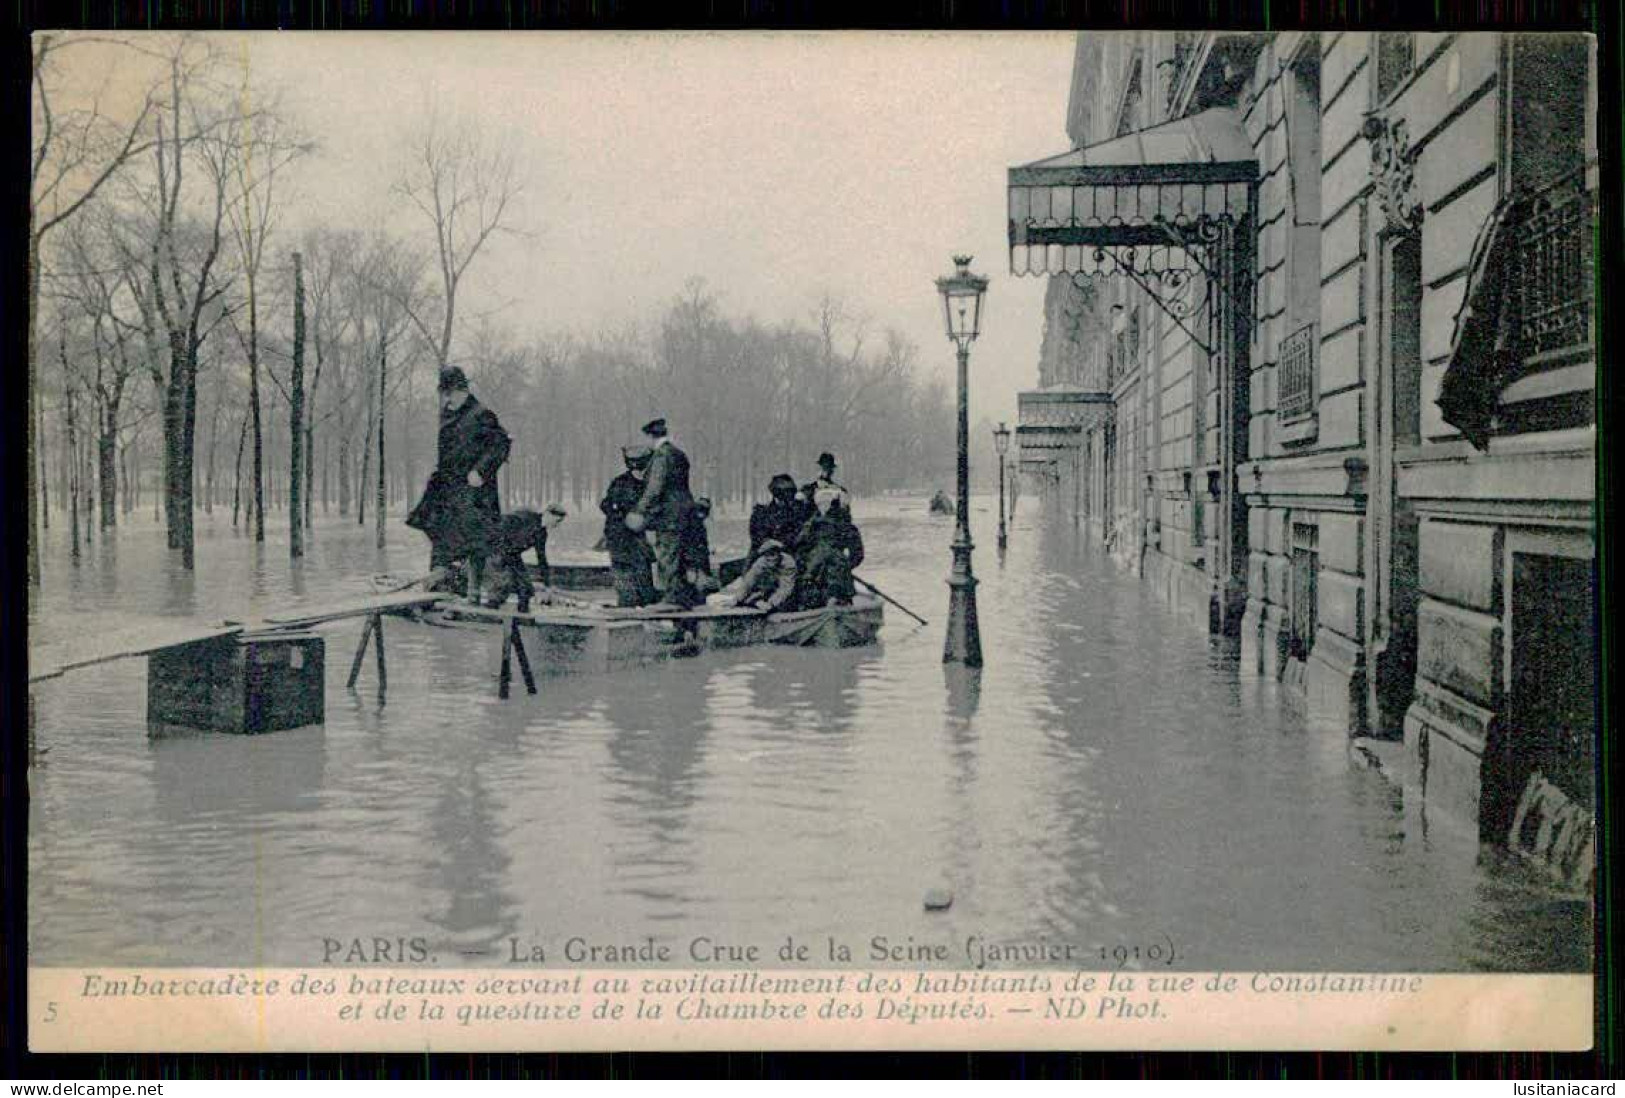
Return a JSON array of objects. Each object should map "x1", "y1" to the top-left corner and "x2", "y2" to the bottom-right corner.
[
  {"x1": 1007, "y1": 108, "x2": 1258, "y2": 355},
  {"x1": 1016, "y1": 387, "x2": 1114, "y2": 455}
]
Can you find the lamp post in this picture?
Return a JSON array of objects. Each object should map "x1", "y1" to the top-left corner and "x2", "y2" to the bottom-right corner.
[
  {"x1": 935, "y1": 255, "x2": 989, "y2": 668},
  {"x1": 993, "y1": 421, "x2": 1011, "y2": 551}
]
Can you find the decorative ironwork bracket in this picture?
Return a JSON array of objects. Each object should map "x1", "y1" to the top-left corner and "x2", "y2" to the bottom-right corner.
[{"x1": 1073, "y1": 214, "x2": 1228, "y2": 356}]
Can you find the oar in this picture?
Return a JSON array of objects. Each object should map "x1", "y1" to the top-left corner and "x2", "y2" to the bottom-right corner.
[{"x1": 853, "y1": 575, "x2": 928, "y2": 626}]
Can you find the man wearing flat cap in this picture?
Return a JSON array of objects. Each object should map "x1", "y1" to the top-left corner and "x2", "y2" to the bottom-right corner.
[
  {"x1": 625, "y1": 417, "x2": 698, "y2": 607},
  {"x1": 599, "y1": 445, "x2": 658, "y2": 607},
  {"x1": 406, "y1": 366, "x2": 512, "y2": 601}
]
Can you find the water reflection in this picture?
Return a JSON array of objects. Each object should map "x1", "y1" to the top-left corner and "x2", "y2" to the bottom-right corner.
[{"x1": 26, "y1": 505, "x2": 1590, "y2": 972}]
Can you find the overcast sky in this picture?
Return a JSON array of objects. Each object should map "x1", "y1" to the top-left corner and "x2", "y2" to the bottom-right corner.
[{"x1": 71, "y1": 31, "x2": 1080, "y2": 425}]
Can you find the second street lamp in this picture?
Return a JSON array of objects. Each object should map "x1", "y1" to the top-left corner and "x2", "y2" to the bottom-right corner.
[
  {"x1": 936, "y1": 255, "x2": 989, "y2": 668},
  {"x1": 993, "y1": 421, "x2": 1011, "y2": 551}
]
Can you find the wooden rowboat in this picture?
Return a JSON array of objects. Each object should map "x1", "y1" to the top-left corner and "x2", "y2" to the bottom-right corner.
[{"x1": 447, "y1": 595, "x2": 883, "y2": 693}]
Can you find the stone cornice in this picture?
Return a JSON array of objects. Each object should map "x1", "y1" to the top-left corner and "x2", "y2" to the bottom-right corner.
[{"x1": 1239, "y1": 453, "x2": 1369, "y2": 499}]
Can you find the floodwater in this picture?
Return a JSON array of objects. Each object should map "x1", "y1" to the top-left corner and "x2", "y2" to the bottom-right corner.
[{"x1": 27, "y1": 496, "x2": 1589, "y2": 972}]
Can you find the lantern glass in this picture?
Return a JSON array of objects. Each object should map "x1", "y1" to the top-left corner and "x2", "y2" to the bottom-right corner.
[
  {"x1": 936, "y1": 256, "x2": 989, "y2": 345},
  {"x1": 994, "y1": 422, "x2": 1011, "y2": 455}
]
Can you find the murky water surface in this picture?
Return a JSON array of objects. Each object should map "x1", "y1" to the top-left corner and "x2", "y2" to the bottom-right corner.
[{"x1": 28, "y1": 499, "x2": 1588, "y2": 971}]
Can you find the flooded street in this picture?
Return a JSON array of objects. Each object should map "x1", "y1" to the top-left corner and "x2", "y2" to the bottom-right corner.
[{"x1": 28, "y1": 497, "x2": 1587, "y2": 973}]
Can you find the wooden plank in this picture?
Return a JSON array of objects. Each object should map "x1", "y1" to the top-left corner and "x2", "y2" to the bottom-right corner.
[
  {"x1": 261, "y1": 591, "x2": 445, "y2": 627},
  {"x1": 31, "y1": 620, "x2": 244, "y2": 682}
]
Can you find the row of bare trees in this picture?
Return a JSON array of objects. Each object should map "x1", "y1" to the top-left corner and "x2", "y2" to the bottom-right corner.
[{"x1": 30, "y1": 33, "x2": 958, "y2": 588}]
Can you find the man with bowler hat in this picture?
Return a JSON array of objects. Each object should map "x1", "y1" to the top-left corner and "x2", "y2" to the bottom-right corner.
[
  {"x1": 625, "y1": 417, "x2": 697, "y2": 607},
  {"x1": 406, "y1": 365, "x2": 511, "y2": 602},
  {"x1": 802, "y1": 451, "x2": 851, "y2": 514}
]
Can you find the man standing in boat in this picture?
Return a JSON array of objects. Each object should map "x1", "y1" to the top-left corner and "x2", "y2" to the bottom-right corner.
[
  {"x1": 624, "y1": 418, "x2": 698, "y2": 608},
  {"x1": 407, "y1": 366, "x2": 512, "y2": 603},
  {"x1": 802, "y1": 451, "x2": 851, "y2": 516},
  {"x1": 600, "y1": 446, "x2": 658, "y2": 608}
]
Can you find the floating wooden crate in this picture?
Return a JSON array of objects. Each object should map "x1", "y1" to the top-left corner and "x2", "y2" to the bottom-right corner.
[{"x1": 148, "y1": 632, "x2": 325, "y2": 734}]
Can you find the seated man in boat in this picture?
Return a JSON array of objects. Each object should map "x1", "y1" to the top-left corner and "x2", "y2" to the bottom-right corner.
[
  {"x1": 600, "y1": 446, "x2": 659, "y2": 608},
  {"x1": 678, "y1": 496, "x2": 721, "y2": 604},
  {"x1": 791, "y1": 484, "x2": 865, "y2": 609},
  {"x1": 714, "y1": 537, "x2": 798, "y2": 612},
  {"x1": 483, "y1": 504, "x2": 566, "y2": 614},
  {"x1": 749, "y1": 473, "x2": 813, "y2": 555}
]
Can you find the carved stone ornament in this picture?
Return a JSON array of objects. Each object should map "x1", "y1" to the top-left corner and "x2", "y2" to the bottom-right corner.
[{"x1": 1363, "y1": 113, "x2": 1423, "y2": 233}]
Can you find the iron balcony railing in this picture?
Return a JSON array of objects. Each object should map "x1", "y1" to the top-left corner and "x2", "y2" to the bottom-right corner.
[{"x1": 1515, "y1": 169, "x2": 1596, "y2": 369}]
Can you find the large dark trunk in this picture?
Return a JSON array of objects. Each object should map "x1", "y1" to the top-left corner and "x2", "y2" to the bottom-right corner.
[
  {"x1": 162, "y1": 331, "x2": 188, "y2": 554},
  {"x1": 248, "y1": 293, "x2": 265, "y2": 543},
  {"x1": 290, "y1": 252, "x2": 306, "y2": 559},
  {"x1": 65, "y1": 383, "x2": 80, "y2": 561},
  {"x1": 375, "y1": 336, "x2": 387, "y2": 550},
  {"x1": 97, "y1": 427, "x2": 117, "y2": 531},
  {"x1": 232, "y1": 410, "x2": 248, "y2": 530},
  {"x1": 338, "y1": 434, "x2": 351, "y2": 517},
  {"x1": 179, "y1": 340, "x2": 199, "y2": 570},
  {"x1": 38, "y1": 383, "x2": 49, "y2": 532},
  {"x1": 358, "y1": 414, "x2": 371, "y2": 527}
]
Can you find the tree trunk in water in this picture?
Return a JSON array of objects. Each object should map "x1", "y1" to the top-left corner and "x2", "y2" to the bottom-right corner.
[
  {"x1": 98, "y1": 427, "x2": 117, "y2": 531},
  {"x1": 375, "y1": 337, "x2": 387, "y2": 551},
  {"x1": 178, "y1": 342, "x2": 199, "y2": 570},
  {"x1": 82, "y1": 434, "x2": 95, "y2": 549},
  {"x1": 66, "y1": 384, "x2": 80, "y2": 561},
  {"x1": 290, "y1": 252, "x2": 306, "y2": 559},
  {"x1": 38, "y1": 377, "x2": 49, "y2": 533},
  {"x1": 338, "y1": 435, "x2": 351, "y2": 517},
  {"x1": 358, "y1": 415, "x2": 371, "y2": 528},
  {"x1": 248, "y1": 292, "x2": 265, "y2": 543},
  {"x1": 232, "y1": 411, "x2": 248, "y2": 530}
]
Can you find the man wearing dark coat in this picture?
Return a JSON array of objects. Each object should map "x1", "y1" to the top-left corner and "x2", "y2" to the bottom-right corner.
[
  {"x1": 801, "y1": 451, "x2": 852, "y2": 517},
  {"x1": 749, "y1": 473, "x2": 814, "y2": 556},
  {"x1": 600, "y1": 447, "x2": 658, "y2": 608},
  {"x1": 406, "y1": 366, "x2": 512, "y2": 601},
  {"x1": 624, "y1": 418, "x2": 697, "y2": 607},
  {"x1": 680, "y1": 497, "x2": 720, "y2": 599},
  {"x1": 792, "y1": 483, "x2": 866, "y2": 610},
  {"x1": 484, "y1": 504, "x2": 565, "y2": 614}
]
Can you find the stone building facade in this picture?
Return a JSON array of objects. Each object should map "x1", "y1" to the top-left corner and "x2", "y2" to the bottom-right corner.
[{"x1": 1008, "y1": 32, "x2": 1597, "y2": 851}]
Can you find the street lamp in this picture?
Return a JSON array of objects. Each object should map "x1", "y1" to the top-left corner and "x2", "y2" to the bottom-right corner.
[
  {"x1": 993, "y1": 421, "x2": 1011, "y2": 551},
  {"x1": 935, "y1": 255, "x2": 989, "y2": 668}
]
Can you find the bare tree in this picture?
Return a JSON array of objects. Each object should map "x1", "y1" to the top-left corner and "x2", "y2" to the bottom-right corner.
[
  {"x1": 289, "y1": 250, "x2": 306, "y2": 557},
  {"x1": 125, "y1": 37, "x2": 238, "y2": 570},
  {"x1": 29, "y1": 34, "x2": 161, "y2": 583},
  {"x1": 393, "y1": 108, "x2": 521, "y2": 371},
  {"x1": 221, "y1": 78, "x2": 310, "y2": 544}
]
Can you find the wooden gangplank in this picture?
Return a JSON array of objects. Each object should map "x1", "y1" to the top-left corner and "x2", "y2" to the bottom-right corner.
[
  {"x1": 260, "y1": 591, "x2": 447, "y2": 699},
  {"x1": 260, "y1": 590, "x2": 446, "y2": 628},
  {"x1": 29, "y1": 620, "x2": 244, "y2": 684}
]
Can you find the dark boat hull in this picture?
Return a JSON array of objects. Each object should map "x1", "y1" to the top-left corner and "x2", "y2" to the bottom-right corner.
[{"x1": 447, "y1": 595, "x2": 883, "y2": 677}]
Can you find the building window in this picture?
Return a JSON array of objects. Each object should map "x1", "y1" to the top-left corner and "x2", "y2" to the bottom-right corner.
[
  {"x1": 1388, "y1": 234, "x2": 1422, "y2": 445},
  {"x1": 1281, "y1": 38, "x2": 1322, "y2": 426},
  {"x1": 1116, "y1": 52, "x2": 1145, "y2": 137},
  {"x1": 1506, "y1": 35, "x2": 1595, "y2": 375},
  {"x1": 1278, "y1": 324, "x2": 1317, "y2": 423},
  {"x1": 1290, "y1": 522, "x2": 1319, "y2": 661},
  {"x1": 1485, "y1": 550, "x2": 1596, "y2": 842},
  {"x1": 1375, "y1": 33, "x2": 1415, "y2": 103}
]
